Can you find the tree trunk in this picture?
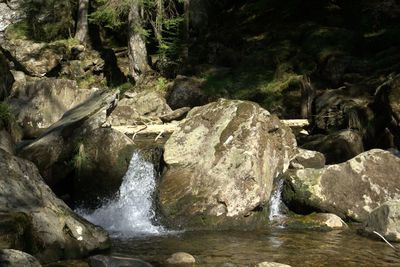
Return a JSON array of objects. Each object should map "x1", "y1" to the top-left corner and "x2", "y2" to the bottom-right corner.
[
  {"x1": 300, "y1": 76, "x2": 315, "y2": 120},
  {"x1": 75, "y1": 0, "x2": 90, "y2": 44},
  {"x1": 128, "y1": 0, "x2": 150, "y2": 82}
]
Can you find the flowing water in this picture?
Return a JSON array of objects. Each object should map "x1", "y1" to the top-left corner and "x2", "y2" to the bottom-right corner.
[
  {"x1": 77, "y1": 152, "x2": 164, "y2": 237},
  {"x1": 268, "y1": 178, "x2": 284, "y2": 221},
  {"x1": 81, "y1": 152, "x2": 400, "y2": 266}
]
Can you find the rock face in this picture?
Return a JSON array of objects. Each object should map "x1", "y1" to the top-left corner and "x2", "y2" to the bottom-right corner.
[
  {"x1": 18, "y1": 90, "x2": 119, "y2": 200},
  {"x1": 167, "y1": 75, "x2": 208, "y2": 110},
  {"x1": 0, "y1": 150, "x2": 110, "y2": 263},
  {"x1": 0, "y1": 212, "x2": 30, "y2": 251},
  {"x1": 0, "y1": 0, "x2": 21, "y2": 36},
  {"x1": 363, "y1": 200, "x2": 400, "y2": 242},
  {"x1": 283, "y1": 149, "x2": 400, "y2": 221},
  {"x1": 159, "y1": 99, "x2": 297, "y2": 228},
  {"x1": 0, "y1": 130, "x2": 15, "y2": 154},
  {"x1": 300, "y1": 130, "x2": 364, "y2": 164},
  {"x1": 8, "y1": 78, "x2": 94, "y2": 138},
  {"x1": 0, "y1": 249, "x2": 41, "y2": 267},
  {"x1": 72, "y1": 128, "x2": 136, "y2": 208}
]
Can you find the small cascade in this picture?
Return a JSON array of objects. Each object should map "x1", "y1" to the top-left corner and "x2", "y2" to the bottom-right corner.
[
  {"x1": 268, "y1": 178, "x2": 284, "y2": 221},
  {"x1": 77, "y1": 152, "x2": 164, "y2": 237}
]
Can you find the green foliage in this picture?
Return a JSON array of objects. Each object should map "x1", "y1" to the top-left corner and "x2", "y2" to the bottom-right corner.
[
  {"x1": 71, "y1": 143, "x2": 89, "y2": 174},
  {"x1": 4, "y1": 22, "x2": 29, "y2": 40},
  {"x1": 20, "y1": 0, "x2": 76, "y2": 41}
]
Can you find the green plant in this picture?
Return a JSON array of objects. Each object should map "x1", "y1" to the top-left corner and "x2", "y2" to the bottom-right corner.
[
  {"x1": 0, "y1": 102, "x2": 12, "y2": 128},
  {"x1": 71, "y1": 143, "x2": 90, "y2": 174}
]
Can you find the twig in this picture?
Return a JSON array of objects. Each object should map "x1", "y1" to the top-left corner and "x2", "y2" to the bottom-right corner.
[
  {"x1": 155, "y1": 130, "x2": 164, "y2": 141},
  {"x1": 132, "y1": 124, "x2": 148, "y2": 140},
  {"x1": 373, "y1": 231, "x2": 397, "y2": 251}
]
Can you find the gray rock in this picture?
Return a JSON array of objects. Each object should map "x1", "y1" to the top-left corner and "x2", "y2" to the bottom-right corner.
[
  {"x1": 283, "y1": 149, "x2": 400, "y2": 221},
  {"x1": 256, "y1": 262, "x2": 291, "y2": 267},
  {"x1": 0, "y1": 150, "x2": 110, "y2": 263},
  {"x1": 0, "y1": 212, "x2": 30, "y2": 251},
  {"x1": 301, "y1": 130, "x2": 364, "y2": 164},
  {"x1": 0, "y1": 249, "x2": 41, "y2": 267},
  {"x1": 363, "y1": 200, "x2": 400, "y2": 242},
  {"x1": 8, "y1": 78, "x2": 94, "y2": 138},
  {"x1": 159, "y1": 99, "x2": 297, "y2": 229},
  {"x1": 89, "y1": 255, "x2": 153, "y2": 267},
  {"x1": 0, "y1": 0, "x2": 21, "y2": 35},
  {"x1": 160, "y1": 107, "x2": 191, "y2": 123},
  {"x1": 289, "y1": 148, "x2": 325, "y2": 169},
  {"x1": 167, "y1": 75, "x2": 208, "y2": 110}
]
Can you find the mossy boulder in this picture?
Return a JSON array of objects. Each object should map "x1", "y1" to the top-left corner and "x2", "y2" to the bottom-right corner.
[
  {"x1": 0, "y1": 150, "x2": 110, "y2": 263},
  {"x1": 283, "y1": 149, "x2": 400, "y2": 221},
  {"x1": 0, "y1": 249, "x2": 41, "y2": 267},
  {"x1": 159, "y1": 99, "x2": 297, "y2": 229}
]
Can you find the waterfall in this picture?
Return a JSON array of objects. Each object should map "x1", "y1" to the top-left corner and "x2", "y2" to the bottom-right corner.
[
  {"x1": 77, "y1": 152, "x2": 164, "y2": 237},
  {"x1": 268, "y1": 178, "x2": 284, "y2": 221}
]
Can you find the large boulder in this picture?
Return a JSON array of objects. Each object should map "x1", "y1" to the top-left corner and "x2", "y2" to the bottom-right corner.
[
  {"x1": 283, "y1": 149, "x2": 400, "y2": 221},
  {"x1": 107, "y1": 91, "x2": 172, "y2": 126},
  {"x1": 18, "y1": 90, "x2": 119, "y2": 196},
  {"x1": 159, "y1": 99, "x2": 297, "y2": 229},
  {"x1": 363, "y1": 200, "x2": 400, "y2": 242},
  {"x1": 289, "y1": 148, "x2": 325, "y2": 169},
  {"x1": 8, "y1": 78, "x2": 94, "y2": 138},
  {"x1": 0, "y1": 0, "x2": 21, "y2": 37},
  {"x1": 300, "y1": 130, "x2": 364, "y2": 164},
  {"x1": 0, "y1": 212, "x2": 30, "y2": 251},
  {"x1": 72, "y1": 128, "x2": 136, "y2": 208},
  {"x1": 0, "y1": 150, "x2": 110, "y2": 263},
  {"x1": 0, "y1": 249, "x2": 41, "y2": 267}
]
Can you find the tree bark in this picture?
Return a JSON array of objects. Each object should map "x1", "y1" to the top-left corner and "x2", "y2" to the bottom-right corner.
[
  {"x1": 128, "y1": 0, "x2": 150, "y2": 82},
  {"x1": 75, "y1": 0, "x2": 90, "y2": 44}
]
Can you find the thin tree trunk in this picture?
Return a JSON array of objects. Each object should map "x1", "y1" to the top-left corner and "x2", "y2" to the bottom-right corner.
[
  {"x1": 300, "y1": 76, "x2": 315, "y2": 120},
  {"x1": 75, "y1": 0, "x2": 90, "y2": 44},
  {"x1": 128, "y1": 0, "x2": 150, "y2": 82}
]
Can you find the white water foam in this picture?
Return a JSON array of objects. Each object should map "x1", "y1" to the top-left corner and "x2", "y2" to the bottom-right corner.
[
  {"x1": 268, "y1": 178, "x2": 284, "y2": 221},
  {"x1": 77, "y1": 152, "x2": 165, "y2": 237}
]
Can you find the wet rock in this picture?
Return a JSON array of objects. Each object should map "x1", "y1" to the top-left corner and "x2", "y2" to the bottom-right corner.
[
  {"x1": 0, "y1": 249, "x2": 41, "y2": 267},
  {"x1": 167, "y1": 75, "x2": 208, "y2": 110},
  {"x1": 289, "y1": 148, "x2": 325, "y2": 169},
  {"x1": 0, "y1": 150, "x2": 110, "y2": 263},
  {"x1": 279, "y1": 213, "x2": 347, "y2": 231},
  {"x1": 283, "y1": 149, "x2": 400, "y2": 221},
  {"x1": 0, "y1": 53, "x2": 13, "y2": 100},
  {"x1": 256, "y1": 262, "x2": 291, "y2": 267},
  {"x1": 363, "y1": 200, "x2": 400, "y2": 242},
  {"x1": 18, "y1": 90, "x2": 119, "y2": 198},
  {"x1": 72, "y1": 128, "x2": 136, "y2": 208},
  {"x1": 107, "y1": 91, "x2": 171, "y2": 126},
  {"x1": 159, "y1": 99, "x2": 297, "y2": 229},
  {"x1": 301, "y1": 130, "x2": 364, "y2": 164},
  {"x1": 88, "y1": 255, "x2": 153, "y2": 267},
  {"x1": 8, "y1": 78, "x2": 94, "y2": 138},
  {"x1": 166, "y1": 252, "x2": 196, "y2": 265},
  {"x1": 44, "y1": 259, "x2": 89, "y2": 267}
]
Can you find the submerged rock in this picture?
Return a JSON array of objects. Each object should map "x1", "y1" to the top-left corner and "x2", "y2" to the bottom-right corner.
[
  {"x1": 166, "y1": 252, "x2": 196, "y2": 265},
  {"x1": 0, "y1": 249, "x2": 41, "y2": 267},
  {"x1": 88, "y1": 255, "x2": 153, "y2": 267},
  {"x1": 159, "y1": 99, "x2": 297, "y2": 229},
  {"x1": 0, "y1": 150, "x2": 110, "y2": 263},
  {"x1": 279, "y1": 213, "x2": 347, "y2": 231},
  {"x1": 256, "y1": 262, "x2": 291, "y2": 267},
  {"x1": 283, "y1": 149, "x2": 400, "y2": 221},
  {"x1": 363, "y1": 200, "x2": 400, "y2": 242}
]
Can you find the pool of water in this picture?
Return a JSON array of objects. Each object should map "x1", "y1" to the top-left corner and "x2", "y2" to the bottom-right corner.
[{"x1": 110, "y1": 226, "x2": 400, "y2": 266}]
